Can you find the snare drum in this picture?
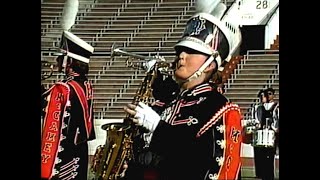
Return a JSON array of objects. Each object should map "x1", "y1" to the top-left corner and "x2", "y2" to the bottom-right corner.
[{"x1": 253, "y1": 129, "x2": 275, "y2": 147}]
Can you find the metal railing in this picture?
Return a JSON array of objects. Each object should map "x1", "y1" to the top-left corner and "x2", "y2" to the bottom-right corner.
[
  {"x1": 228, "y1": 49, "x2": 279, "y2": 120},
  {"x1": 41, "y1": 1, "x2": 97, "y2": 36},
  {"x1": 124, "y1": 2, "x2": 163, "y2": 47},
  {"x1": 159, "y1": 1, "x2": 194, "y2": 48},
  {"x1": 94, "y1": 0, "x2": 132, "y2": 43},
  {"x1": 92, "y1": 0, "x2": 189, "y2": 114}
]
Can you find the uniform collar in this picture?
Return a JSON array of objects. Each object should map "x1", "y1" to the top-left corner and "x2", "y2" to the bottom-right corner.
[
  {"x1": 180, "y1": 83, "x2": 213, "y2": 97},
  {"x1": 66, "y1": 72, "x2": 87, "y2": 81}
]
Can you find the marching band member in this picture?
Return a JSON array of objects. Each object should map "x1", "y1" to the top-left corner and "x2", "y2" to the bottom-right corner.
[
  {"x1": 251, "y1": 89, "x2": 266, "y2": 178},
  {"x1": 123, "y1": 0, "x2": 243, "y2": 179},
  {"x1": 41, "y1": 31, "x2": 95, "y2": 180},
  {"x1": 252, "y1": 90, "x2": 264, "y2": 126},
  {"x1": 242, "y1": 90, "x2": 264, "y2": 145},
  {"x1": 264, "y1": 88, "x2": 279, "y2": 135},
  {"x1": 253, "y1": 88, "x2": 279, "y2": 180}
]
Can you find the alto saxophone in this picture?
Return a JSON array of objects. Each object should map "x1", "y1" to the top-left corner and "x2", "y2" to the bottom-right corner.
[{"x1": 91, "y1": 65, "x2": 159, "y2": 180}]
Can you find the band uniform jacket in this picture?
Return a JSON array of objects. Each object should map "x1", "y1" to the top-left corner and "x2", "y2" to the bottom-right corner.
[
  {"x1": 251, "y1": 102, "x2": 279, "y2": 131},
  {"x1": 251, "y1": 102, "x2": 279, "y2": 179},
  {"x1": 149, "y1": 82, "x2": 242, "y2": 180},
  {"x1": 41, "y1": 76, "x2": 95, "y2": 180}
]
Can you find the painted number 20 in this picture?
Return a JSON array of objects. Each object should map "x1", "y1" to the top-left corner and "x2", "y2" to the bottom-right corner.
[{"x1": 256, "y1": 0, "x2": 268, "y2": 9}]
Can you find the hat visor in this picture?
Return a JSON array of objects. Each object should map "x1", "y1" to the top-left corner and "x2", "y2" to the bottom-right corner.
[
  {"x1": 174, "y1": 38, "x2": 222, "y2": 68},
  {"x1": 174, "y1": 39, "x2": 213, "y2": 55},
  {"x1": 67, "y1": 52, "x2": 90, "y2": 64}
]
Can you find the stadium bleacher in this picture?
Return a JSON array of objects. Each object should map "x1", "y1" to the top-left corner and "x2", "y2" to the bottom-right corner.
[{"x1": 41, "y1": 0, "x2": 279, "y2": 179}]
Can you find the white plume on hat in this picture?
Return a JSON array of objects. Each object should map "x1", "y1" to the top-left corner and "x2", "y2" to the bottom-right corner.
[
  {"x1": 195, "y1": 0, "x2": 226, "y2": 20},
  {"x1": 61, "y1": 0, "x2": 79, "y2": 31}
]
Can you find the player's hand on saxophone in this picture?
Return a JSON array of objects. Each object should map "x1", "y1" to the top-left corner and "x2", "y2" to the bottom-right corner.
[
  {"x1": 118, "y1": 161, "x2": 129, "y2": 178},
  {"x1": 124, "y1": 102, "x2": 160, "y2": 132}
]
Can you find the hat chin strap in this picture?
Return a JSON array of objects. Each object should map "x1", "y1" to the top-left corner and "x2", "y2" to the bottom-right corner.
[{"x1": 186, "y1": 55, "x2": 216, "y2": 82}]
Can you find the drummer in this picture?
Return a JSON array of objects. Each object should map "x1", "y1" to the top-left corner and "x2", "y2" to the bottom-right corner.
[
  {"x1": 242, "y1": 90, "x2": 264, "y2": 144},
  {"x1": 253, "y1": 88, "x2": 278, "y2": 180}
]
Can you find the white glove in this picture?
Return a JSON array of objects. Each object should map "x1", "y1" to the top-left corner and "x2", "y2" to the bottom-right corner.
[{"x1": 134, "y1": 102, "x2": 161, "y2": 132}]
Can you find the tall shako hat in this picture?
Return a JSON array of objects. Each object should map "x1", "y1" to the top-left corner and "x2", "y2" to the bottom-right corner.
[
  {"x1": 174, "y1": 0, "x2": 242, "y2": 81},
  {"x1": 57, "y1": 0, "x2": 94, "y2": 63},
  {"x1": 59, "y1": 31, "x2": 94, "y2": 63}
]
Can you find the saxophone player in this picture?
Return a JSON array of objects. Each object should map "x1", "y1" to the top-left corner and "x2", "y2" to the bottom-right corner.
[
  {"x1": 41, "y1": 31, "x2": 96, "y2": 180},
  {"x1": 123, "y1": 0, "x2": 243, "y2": 179}
]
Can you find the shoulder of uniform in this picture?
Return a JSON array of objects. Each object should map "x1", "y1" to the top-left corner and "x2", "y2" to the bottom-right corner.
[
  {"x1": 55, "y1": 81, "x2": 70, "y2": 88},
  {"x1": 196, "y1": 102, "x2": 241, "y2": 137},
  {"x1": 206, "y1": 90, "x2": 229, "y2": 103},
  {"x1": 49, "y1": 82, "x2": 71, "y2": 94}
]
